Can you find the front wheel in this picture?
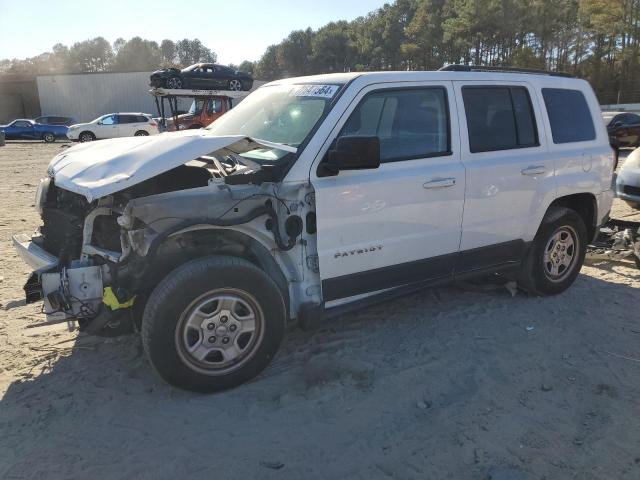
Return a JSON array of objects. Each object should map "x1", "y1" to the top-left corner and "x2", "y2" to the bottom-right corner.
[
  {"x1": 79, "y1": 131, "x2": 95, "y2": 142},
  {"x1": 141, "y1": 256, "x2": 286, "y2": 392},
  {"x1": 518, "y1": 207, "x2": 587, "y2": 295},
  {"x1": 166, "y1": 76, "x2": 183, "y2": 89}
]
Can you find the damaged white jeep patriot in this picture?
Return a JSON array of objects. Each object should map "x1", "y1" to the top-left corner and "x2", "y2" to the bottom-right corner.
[{"x1": 13, "y1": 66, "x2": 614, "y2": 392}]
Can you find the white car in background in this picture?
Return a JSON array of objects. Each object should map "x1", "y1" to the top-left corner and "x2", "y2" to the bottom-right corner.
[
  {"x1": 67, "y1": 113, "x2": 159, "y2": 142},
  {"x1": 616, "y1": 147, "x2": 640, "y2": 208}
]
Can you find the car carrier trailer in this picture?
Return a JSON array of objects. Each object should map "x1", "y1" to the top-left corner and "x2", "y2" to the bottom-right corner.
[{"x1": 149, "y1": 87, "x2": 250, "y2": 131}]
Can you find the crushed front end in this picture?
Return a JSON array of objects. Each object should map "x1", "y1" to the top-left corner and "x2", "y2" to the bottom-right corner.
[{"x1": 13, "y1": 176, "x2": 134, "y2": 333}]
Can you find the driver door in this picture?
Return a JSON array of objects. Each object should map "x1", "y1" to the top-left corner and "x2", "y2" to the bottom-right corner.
[
  {"x1": 311, "y1": 82, "x2": 466, "y2": 305},
  {"x1": 97, "y1": 115, "x2": 119, "y2": 139}
]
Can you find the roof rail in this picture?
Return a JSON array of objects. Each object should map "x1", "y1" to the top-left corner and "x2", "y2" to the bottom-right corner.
[{"x1": 438, "y1": 64, "x2": 574, "y2": 78}]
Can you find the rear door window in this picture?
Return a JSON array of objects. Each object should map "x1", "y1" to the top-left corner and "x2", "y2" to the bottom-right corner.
[
  {"x1": 542, "y1": 88, "x2": 596, "y2": 143},
  {"x1": 340, "y1": 87, "x2": 450, "y2": 162},
  {"x1": 207, "y1": 99, "x2": 222, "y2": 115},
  {"x1": 462, "y1": 86, "x2": 538, "y2": 153}
]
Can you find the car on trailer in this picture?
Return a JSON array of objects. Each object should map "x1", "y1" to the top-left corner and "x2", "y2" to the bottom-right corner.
[
  {"x1": 150, "y1": 87, "x2": 249, "y2": 132},
  {"x1": 13, "y1": 66, "x2": 614, "y2": 392},
  {"x1": 163, "y1": 97, "x2": 231, "y2": 131},
  {"x1": 150, "y1": 63, "x2": 253, "y2": 91}
]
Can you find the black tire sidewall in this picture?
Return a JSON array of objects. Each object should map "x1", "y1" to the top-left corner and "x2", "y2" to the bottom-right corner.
[
  {"x1": 142, "y1": 256, "x2": 286, "y2": 392},
  {"x1": 80, "y1": 132, "x2": 94, "y2": 142},
  {"x1": 523, "y1": 208, "x2": 587, "y2": 295},
  {"x1": 43, "y1": 133, "x2": 55, "y2": 143}
]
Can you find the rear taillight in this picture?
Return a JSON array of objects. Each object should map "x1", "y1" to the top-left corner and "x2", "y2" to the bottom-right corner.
[{"x1": 149, "y1": 120, "x2": 158, "y2": 127}]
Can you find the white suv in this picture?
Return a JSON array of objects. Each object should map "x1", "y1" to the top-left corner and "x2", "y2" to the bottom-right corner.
[
  {"x1": 66, "y1": 113, "x2": 159, "y2": 142},
  {"x1": 13, "y1": 67, "x2": 614, "y2": 392}
]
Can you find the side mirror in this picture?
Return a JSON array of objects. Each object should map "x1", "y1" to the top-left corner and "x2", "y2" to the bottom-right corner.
[
  {"x1": 612, "y1": 121, "x2": 623, "y2": 128},
  {"x1": 319, "y1": 136, "x2": 381, "y2": 177}
]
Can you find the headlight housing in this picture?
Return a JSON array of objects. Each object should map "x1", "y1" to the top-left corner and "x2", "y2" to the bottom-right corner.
[{"x1": 34, "y1": 177, "x2": 51, "y2": 215}]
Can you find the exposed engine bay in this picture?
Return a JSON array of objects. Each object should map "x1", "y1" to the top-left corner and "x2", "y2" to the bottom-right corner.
[{"x1": 16, "y1": 134, "x2": 318, "y2": 335}]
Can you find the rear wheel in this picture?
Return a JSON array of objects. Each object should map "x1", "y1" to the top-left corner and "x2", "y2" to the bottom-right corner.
[
  {"x1": 79, "y1": 131, "x2": 95, "y2": 142},
  {"x1": 228, "y1": 79, "x2": 242, "y2": 91},
  {"x1": 42, "y1": 132, "x2": 55, "y2": 143},
  {"x1": 141, "y1": 255, "x2": 286, "y2": 392},
  {"x1": 518, "y1": 207, "x2": 587, "y2": 295},
  {"x1": 134, "y1": 130, "x2": 149, "y2": 136}
]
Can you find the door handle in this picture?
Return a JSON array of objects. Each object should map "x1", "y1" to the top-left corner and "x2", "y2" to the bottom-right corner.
[
  {"x1": 423, "y1": 177, "x2": 456, "y2": 189},
  {"x1": 521, "y1": 166, "x2": 546, "y2": 176}
]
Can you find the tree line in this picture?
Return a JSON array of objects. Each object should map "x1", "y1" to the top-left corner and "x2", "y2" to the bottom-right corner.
[
  {"x1": 246, "y1": 0, "x2": 640, "y2": 104},
  {"x1": 0, "y1": 37, "x2": 216, "y2": 76},
  {"x1": 2, "y1": 0, "x2": 639, "y2": 104}
]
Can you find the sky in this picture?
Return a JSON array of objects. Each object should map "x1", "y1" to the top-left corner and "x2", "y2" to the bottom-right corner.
[{"x1": 0, "y1": 0, "x2": 383, "y2": 65}]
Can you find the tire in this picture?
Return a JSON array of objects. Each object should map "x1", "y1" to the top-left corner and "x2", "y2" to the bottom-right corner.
[
  {"x1": 518, "y1": 207, "x2": 588, "y2": 296},
  {"x1": 228, "y1": 79, "x2": 242, "y2": 91},
  {"x1": 134, "y1": 130, "x2": 149, "y2": 136},
  {"x1": 79, "y1": 131, "x2": 95, "y2": 142},
  {"x1": 166, "y1": 76, "x2": 183, "y2": 89},
  {"x1": 141, "y1": 255, "x2": 286, "y2": 392},
  {"x1": 42, "y1": 132, "x2": 55, "y2": 143}
]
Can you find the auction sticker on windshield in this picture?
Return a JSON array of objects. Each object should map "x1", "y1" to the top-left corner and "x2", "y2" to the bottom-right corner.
[{"x1": 290, "y1": 84, "x2": 340, "y2": 98}]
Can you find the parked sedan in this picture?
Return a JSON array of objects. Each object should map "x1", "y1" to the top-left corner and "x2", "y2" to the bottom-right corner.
[
  {"x1": 66, "y1": 113, "x2": 159, "y2": 142},
  {"x1": 149, "y1": 63, "x2": 253, "y2": 91},
  {"x1": 0, "y1": 119, "x2": 68, "y2": 142},
  {"x1": 604, "y1": 111, "x2": 640, "y2": 148},
  {"x1": 616, "y1": 147, "x2": 640, "y2": 209}
]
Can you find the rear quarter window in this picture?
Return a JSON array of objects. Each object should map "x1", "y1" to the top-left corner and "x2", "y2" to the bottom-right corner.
[{"x1": 542, "y1": 88, "x2": 596, "y2": 143}]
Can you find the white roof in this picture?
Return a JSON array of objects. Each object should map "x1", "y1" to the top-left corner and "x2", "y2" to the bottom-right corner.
[{"x1": 264, "y1": 70, "x2": 589, "y2": 89}]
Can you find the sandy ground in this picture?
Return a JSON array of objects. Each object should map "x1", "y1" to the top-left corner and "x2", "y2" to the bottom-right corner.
[{"x1": 1, "y1": 142, "x2": 639, "y2": 480}]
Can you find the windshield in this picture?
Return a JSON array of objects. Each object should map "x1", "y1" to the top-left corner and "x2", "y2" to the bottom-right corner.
[{"x1": 206, "y1": 83, "x2": 342, "y2": 154}]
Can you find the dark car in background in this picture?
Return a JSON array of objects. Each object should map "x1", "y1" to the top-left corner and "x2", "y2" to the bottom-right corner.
[
  {"x1": 34, "y1": 115, "x2": 76, "y2": 126},
  {"x1": 0, "y1": 119, "x2": 68, "y2": 142},
  {"x1": 149, "y1": 63, "x2": 253, "y2": 91},
  {"x1": 604, "y1": 111, "x2": 640, "y2": 149}
]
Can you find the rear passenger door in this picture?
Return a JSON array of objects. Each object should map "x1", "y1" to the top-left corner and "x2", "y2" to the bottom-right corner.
[
  {"x1": 115, "y1": 115, "x2": 134, "y2": 137},
  {"x1": 454, "y1": 82, "x2": 554, "y2": 272},
  {"x1": 312, "y1": 83, "x2": 466, "y2": 304}
]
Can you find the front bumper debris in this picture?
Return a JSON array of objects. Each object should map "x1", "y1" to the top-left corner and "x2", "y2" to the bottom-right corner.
[{"x1": 12, "y1": 233, "x2": 58, "y2": 271}]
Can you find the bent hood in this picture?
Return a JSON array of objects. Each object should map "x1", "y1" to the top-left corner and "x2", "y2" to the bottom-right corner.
[{"x1": 48, "y1": 130, "x2": 296, "y2": 202}]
